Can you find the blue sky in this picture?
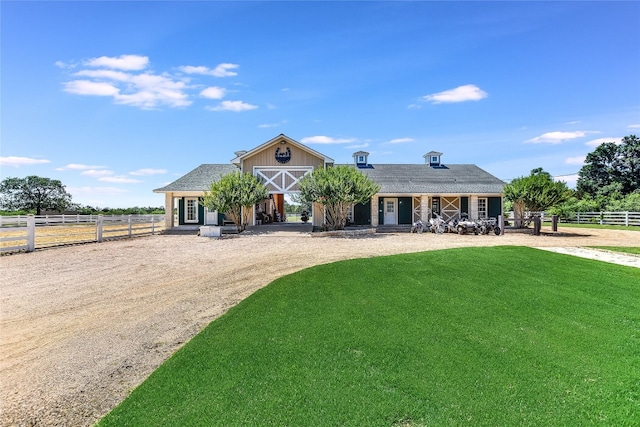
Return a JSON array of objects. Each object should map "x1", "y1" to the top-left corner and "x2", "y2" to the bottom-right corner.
[{"x1": 2, "y1": 1, "x2": 639, "y2": 208}]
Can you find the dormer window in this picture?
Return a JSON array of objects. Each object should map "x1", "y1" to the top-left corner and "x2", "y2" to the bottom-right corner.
[
  {"x1": 353, "y1": 151, "x2": 370, "y2": 168},
  {"x1": 424, "y1": 151, "x2": 443, "y2": 167}
]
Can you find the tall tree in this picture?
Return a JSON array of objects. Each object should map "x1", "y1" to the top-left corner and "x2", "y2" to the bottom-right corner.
[
  {"x1": 0, "y1": 176, "x2": 73, "y2": 215},
  {"x1": 201, "y1": 171, "x2": 268, "y2": 232},
  {"x1": 577, "y1": 135, "x2": 640, "y2": 198},
  {"x1": 296, "y1": 165, "x2": 379, "y2": 231},
  {"x1": 504, "y1": 168, "x2": 571, "y2": 226}
]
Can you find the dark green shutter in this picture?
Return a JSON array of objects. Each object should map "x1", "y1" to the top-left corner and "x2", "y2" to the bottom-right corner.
[
  {"x1": 198, "y1": 201, "x2": 205, "y2": 225},
  {"x1": 488, "y1": 197, "x2": 502, "y2": 218},
  {"x1": 178, "y1": 198, "x2": 185, "y2": 225},
  {"x1": 460, "y1": 197, "x2": 469, "y2": 217},
  {"x1": 378, "y1": 198, "x2": 384, "y2": 225},
  {"x1": 398, "y1": 197, "x2": 412, "y2": 224}
]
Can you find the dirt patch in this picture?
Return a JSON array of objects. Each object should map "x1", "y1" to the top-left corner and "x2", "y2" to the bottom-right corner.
[{"x1": 0, "y1": 227, "x2": 638, "y2": 426}]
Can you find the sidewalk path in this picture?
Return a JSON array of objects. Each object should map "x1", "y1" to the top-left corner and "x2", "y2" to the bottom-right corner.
[{"x1": 537, "y1": 247, "x2": 640, "y2": 268}]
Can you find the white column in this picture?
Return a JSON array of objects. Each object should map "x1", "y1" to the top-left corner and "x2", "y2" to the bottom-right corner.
[
  {"x1": 470, "y1": 196, "x2": 478, "y2": 220},
  {"x1": 165, "y1": 192, "x2": 174, "y2": 229},
  {"x1": 420, "y1": 195, "x2": 430, "y2": 222},
  {"x1": 371, "y1": 195, "x2": 379, "y2": 227}
]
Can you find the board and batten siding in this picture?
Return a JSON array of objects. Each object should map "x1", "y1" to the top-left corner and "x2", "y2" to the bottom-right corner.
[{"x1": 241, "y1": 142, "x2": 325, "y2": 173}]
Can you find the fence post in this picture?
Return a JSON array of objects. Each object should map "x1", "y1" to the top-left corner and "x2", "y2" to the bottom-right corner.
[
  {"x1": 26, "y1": 214, "x2": 36, "y2": 252},
  {"x1": 552, "y1": 214, "x2": 558, "y2": 232},
  {"x1": 577, "y1": 212, "x2": 580, "y2": 224},
  {"x1": 97, "y1": 215, "x2": 104, "y2": 242},
  {"x1": 533, "y1": 215, "x2": 541, "y2": 236},
  {"x1": 498, "y1": 214, "x2": 504, "y2": 235},
  {"x1": 128, "y1": 215, "x2": 132, "y2": 237},
  {"x1": 626, "y1": 211, "x2": 629, "y2": 227},
  {"x1": 151, "y1": 215, "x2": 156, "y2": 235}
]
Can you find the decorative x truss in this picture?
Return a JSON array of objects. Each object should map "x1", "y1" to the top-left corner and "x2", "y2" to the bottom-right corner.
[
  {"x1": 441, "y1": 196, "x2": 460, "y2": 221},
  {"x1": 254, "y1": 167, "x2": 313, "y2": 192}
]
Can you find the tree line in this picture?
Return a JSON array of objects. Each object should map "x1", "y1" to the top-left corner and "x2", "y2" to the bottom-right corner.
[
  {"x1": 504, "y1": 135, "x2": 640, "y2": 219},
  {"x1": 0, "y1": 176, "x2": 164, "y2": 216}
]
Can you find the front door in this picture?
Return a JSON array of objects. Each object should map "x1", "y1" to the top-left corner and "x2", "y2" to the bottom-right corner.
[
  {"x1": 185, "y1": 198, "x2": 199, "y2": 223},
  {"x1": 384, "y1": 198, "x2": 398, "y2": 225}
]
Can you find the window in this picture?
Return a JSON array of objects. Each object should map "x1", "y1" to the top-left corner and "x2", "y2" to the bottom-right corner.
[
  {"x1": 432, "y1": 156, "x2": 439, "y2": 164},
  {"x1": 478, "y1": 198, "x2": 487, "y2": 219},
  {"x1": 185, "y1": 198, "x2": 199, "y2": 223},
  {"x1": 386, "y1": 200, "x2": 395, "y2": 213},
  {"x1": 357, "y1": 155, "x2": 365, "y2": 164}
]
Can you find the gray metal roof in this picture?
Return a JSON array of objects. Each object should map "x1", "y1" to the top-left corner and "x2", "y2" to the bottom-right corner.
[
  {"x1": 353, "y1": 163, "x2": 505, "y2": 194},
  {"x1": 153, "y1": 164, "x2": 238, "y2": 192},
  {"x1": 154, "y1": 162, "x2": 504, "y2": 195}
]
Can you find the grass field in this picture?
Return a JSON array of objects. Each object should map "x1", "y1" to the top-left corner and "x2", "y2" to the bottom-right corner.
[
  {"x1": 98, "y1": 247, "x2": 640, "y2": 426},
  {"x1": 555, "y1": 222, "x2": 640, "y2": 231},
  {"x1": 590, "y1": 246, "x2": 640, "y2": 256}
]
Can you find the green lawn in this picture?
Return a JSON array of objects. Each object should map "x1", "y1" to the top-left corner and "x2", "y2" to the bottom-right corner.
[
  {"x1": 98, "y1": 247, "x2": 640, "y2": 427},
  {"x1": 553, "y1": 222, "x2": 640, "y2": 231},
  {"x1": 590, "y1": 246, "x2": 640, "y2": 256}
]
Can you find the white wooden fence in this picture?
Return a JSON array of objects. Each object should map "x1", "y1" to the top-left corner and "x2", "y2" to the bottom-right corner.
[
  {"x1": 564, "y1": 211, "x2": 640, "y2": 226},
  {"x1": 533, "y1": 211, "x2": 640, "y2": 227},
  {"x1": 0, "y1": 214, "x2": 165, "y2": 253}
]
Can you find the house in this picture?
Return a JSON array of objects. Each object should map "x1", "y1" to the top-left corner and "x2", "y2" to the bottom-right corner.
[{"x1": 153, "y1": 134, "x2": 505, "y2": 229}]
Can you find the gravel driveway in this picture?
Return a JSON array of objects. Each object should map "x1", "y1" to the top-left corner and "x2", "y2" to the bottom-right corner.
[{"x1": 1, "y1": 227, "x2": 638, "y2": 426}]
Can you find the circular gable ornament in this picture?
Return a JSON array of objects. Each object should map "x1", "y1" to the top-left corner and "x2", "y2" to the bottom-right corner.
[{"x1": 275, "y1": 146, "x2": 292, "y2": 164}]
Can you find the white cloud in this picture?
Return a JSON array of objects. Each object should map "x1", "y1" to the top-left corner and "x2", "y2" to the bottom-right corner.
[
  {"x1": 628, "y1": 124, "x2": 640, "y2": 129},
  {"x1": 57, "y1": 163, "x2": 106, "y2": 171},
  {"x1": 75, "y1": 69, "x2": 132, "y2": 81},
  {"x1": 98, "y1": 176, "x2": 142, "y2": 184},
  {"x1": 86, "y1": 54, "x2": 149, "y2": 71},
  {"x1": 0, "y1": 156, "x2": 51, "y2": 167},
  {"x1": 258, "y1": 120, "x2": 288, "y2": 128},
  {"x1": 68, "y1": 186, "x2": 128, "y2": 196},
  {"x1": 300, "y1": 135, "x2": 357, "y2": 144},
  {"x1": 554, "y1": 174, "x2": 579, "y2": 188},
  {"x1": 117, "y1": 73, "x2": 191, "y2": 108},
  {"x1": 63, "y1": 80, "x2": 120, "y2": 96},
  {"x1": 346, "y1": 143, "x2": 370, "y2": 149},
  {"x1": 565, "y1": 156, "x2": 585, "y2": 165},
  {"x1": 61, "y1": 56, "x2": 251, "y2": 110},
  {"x1": 55, "y1": 60, "x2": 77, "y2": 69},
  {"x1": 200, "y1": 86, "x2": 226, "y2": 99},
  {"x1": 422, "y1": 84, "x2": 488, "y2": 104},
  {"x1": 179, "y1": 63, "x2": 239, "y2": 77},
  {"x1": 407, "y1": 104, "x2": 422, "y2": 109},
  {"x1": 211, "y1": 63, "x2": 239, "y2": 77},
  {"x1": 525, "y1": 131, "x2": 592, "y2": 144},
  {"x1": 384, "y1": 138, "x2": 414, "y2": 145},
  {"x1": 206, "y1": 100, "x2": 258, "y2": 112},
  {"x1": 64, "y1": 72, "x2": 191, "y2": 109},
  {"x1": 565, "y1": 120, "x2": 581, "y2": 125},
  {"x1": 585, "y1": 137, "x2": 623, "y2": 147},
  {"x1": 130, "y1": 168, "x2": 167, "y2": 176},
  {"x1": 81, "y1": 169, "x2": 114, "y2": 177}
]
